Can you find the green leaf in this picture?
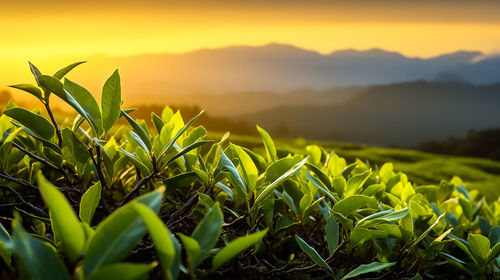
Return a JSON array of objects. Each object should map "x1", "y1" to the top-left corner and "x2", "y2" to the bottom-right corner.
[
  {"x1": 4, "y1": 107, "x2": 55, "y2": 140},
  {"x1": 456, "y1": 185, "x2": 471, "y2": 201},
  {"x1": 0, "y1": 127, "x2": 23, "y2": 161},
  {"x1": 64, "y1": 79, "x2": 103, "y2": 135},
  {"x1": 218, "y1": 149, "x2": 247, "y2": 193},
  {"x1": 350, "y1": 227, "x2": 373, "y2": 245},
  {"x1": 0, "y1": 222, "x2": 10, "y2": 244},
  {"x1": 178, "y1": 233, "x2": 201, "y2": 269},
  {"x1": 282, "y1": 191, "x2": 298, "y2": 214},
  {"x1": 87, "y1": 262, "x2": 153, "y2": 280},
  {"x1": 101, "y1": 70, "x2": 122, "y2": 132},
  {"x1": 167, "y1": 232, "x2": 182, "y2": 280},
  {"x1": 299, "y1": 194, "x2": 313, "y2": 215},
  {"x1": 0, "y1": 223, "x2": 11, "y2": 267},
  {"x1": 38, "y1": 75, "x2": 69, "y2": 102},
  {"x1": 9, "y1": 84, "x2": 43, "y2": 100},
  {"x1": 162, "y1": 140, "x2": 213, "y2": 169},
  {"x1": 342, "y1": 262, "x2": 395, "y2": 279},
  {"x1": 130, "y1": 130, "x2": 151, "y2": 155},
  {"x1": 29, "y1": 61, "x2": 42, "y2": 82},
  {"x1": 331, "y1": 195, "x2": 373, "y2": 217},
  {"x1": 459, "y1": 197, "x2": 473, "y2": 221},
  {"x1": 359, "y1": 208, "x2": 410, "y2": 227},
  {"x1": 83, "y1": 189, "x2": 163, "y2": 276},
  {"x1": 133, "y1": 202, "x2": 175, "y2": 278},
  {"x1": 157, "y1": 110, "x2": 204, "y2": 160},
  {"x1": 230, "y1": 144, "x2": 258, "y2": 192},
  {"x1": 242, "y1": 147, "x2": 268, "y2": 172},
  {"x1": 53, "y1": 61, "x2": 86, "y2": 80},
  {"x1": 212, "y1": 229, "x2": 268, "y2": 271},
  {"x1": 306, "y1": 145, "x2": 322, "y2": 166},
  {"x1": 79, "y1": 182, "x2": 102, "y2": 225},
  {"x1": 412, "y1": 212, "x2": 446, "y2": 248},
  {"x1": 295, "y1": 235, "x2": 332, "y2": 272},
  {"x1": 305, "y1": 163, "x2": 332, "y2": 190},
  {"x1": 62, "y1": 128, "x2": 89, "y2": 171},
  {"x1": 192, "y1": 204, "x2": 223, "y2": 266},
  {"x1": 11, "y1": 214, "x2": 71, "y2": 280},
  {"x1": 253, "y1": 157, "x2": 308, "y2": 208},
  {"x1": 256, "y1": 125, "x2": 277, "y2": 162},
  {"x1": 328, "y1": 154, "x2": 347, "y2": 176},
  {"x1": 344, "y1": 169, "x2": 371, "y2": 197},
  {"x1": 356, "y1": 209, "x2": 394, "y2": 226},
  {"x1": 164, "y1": 172, "x2": 199, "y2": 192},
  {"x1": 379, "y1": 207, "x2": 410, "y2": 221},
  {"x1": 326, "y1": 214, "x2": 339, "y2": 254},
  {"x1": 152, "y1": 112, "x2": 164, "y2": 133},
  {"x1": 489, "y1": 227, "x2": 500, "y2": 247},
  {"x1": 449, "y1": 235, "x2": 475, "y2": 261},
  {"x1": 489, "y1": 243, "x2": 500, "y2": 262},
  {"x1": 121, "y1": 110, "x2": 152, "y2": 151},
  {"x1": 119, "y1": 148, "x2": 152, "y2": 175},
  {"x1": 468, "y1": 234, "x2": 490, "y2": 264},
  {"x1": 37, "y1": 172, "x2": 85, "y2": 261},
  {"x1": 306, "y1": 170, "x2": 337, "y2": 202}
]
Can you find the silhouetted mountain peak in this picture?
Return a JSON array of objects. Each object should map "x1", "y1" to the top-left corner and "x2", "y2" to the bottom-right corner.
[
  {"x1": 430, "y1": 51, "x2": 482, "y2": 65},
  {"x1": 329, "y1": 48, "x2": 405, "y2": 59},
  {"x1": 48, "y1": 44, "x2": 500, "y2": 96},
  {"x1": 191, "y1": 43, "x2": 320, "y2": 57}
]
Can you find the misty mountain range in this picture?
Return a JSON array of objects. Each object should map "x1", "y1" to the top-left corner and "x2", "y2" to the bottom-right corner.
[
  {"x1": 239, "y1": 81, "x2": 500, "y2": 147},
  {"x1": 73, "y1": 43, "x2": 500, "y2": 98},
  {"x1": 125, "y1": 80, "x2": 500, "y2": 147},
  {"x1": 6, "y1": 44, "x2": 500, "y2": 147}
]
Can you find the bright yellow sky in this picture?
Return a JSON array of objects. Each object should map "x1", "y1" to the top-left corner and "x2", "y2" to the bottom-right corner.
[{"x1": 2, "y1": 0, "x2": 500, "y2": 60}]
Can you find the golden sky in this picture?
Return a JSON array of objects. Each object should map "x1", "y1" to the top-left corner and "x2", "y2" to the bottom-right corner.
[{"x1": 2, "y1": 0, "x2": 500, "y2": 60}]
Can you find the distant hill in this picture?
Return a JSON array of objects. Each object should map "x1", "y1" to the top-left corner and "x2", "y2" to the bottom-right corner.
[
  {"x1": 148, "y1": 87, "x2": 361, "y2": 117},
  {"x1": 418, "y1": 128, "x2": 500, "y2": 161},
  {"x1": 20, "y1": 43, "x2": 500, "y2": 102},
  {"x1": 239, "y1": 81, "x2": 500, "y2": 147}
]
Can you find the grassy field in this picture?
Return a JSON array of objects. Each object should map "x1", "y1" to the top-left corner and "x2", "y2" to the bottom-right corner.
[{"x1": 213, "y1": 132, "x2": 500, "y2": 200}]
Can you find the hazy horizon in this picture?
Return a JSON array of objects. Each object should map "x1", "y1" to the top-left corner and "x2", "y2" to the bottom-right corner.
[{"x1": 2, "y1": 1, "x2": 500, "y2": 148}]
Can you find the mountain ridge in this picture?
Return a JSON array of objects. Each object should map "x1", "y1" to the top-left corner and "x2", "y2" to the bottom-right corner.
[
  {"x1": 238, "y1": 80, "x2": 500, "y2": 147},
  {"x1": 2, "y1": 43, "x2": 498, "y2": 105},
  {"x1": 72, "y1": 43, "x2": 495, "y2": 96}
]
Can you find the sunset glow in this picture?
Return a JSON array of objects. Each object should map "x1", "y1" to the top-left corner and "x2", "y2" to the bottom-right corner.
[
  {"x1": 2, "y1": 0, "x2": 500, "y2": 60},
  {"x1": 3, "y1": 0, "x2": 500, "y2": 101}
]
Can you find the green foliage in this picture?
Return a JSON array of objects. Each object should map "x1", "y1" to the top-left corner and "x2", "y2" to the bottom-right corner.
[
  {"x1": 211, "y1": 229, "x2": 268, "y2": 271},
  {"x1": 295, "y1": 234, "x2": 332, "y2": 272},
  {"x1": 79, "y1": 182, "x2": 102, "y2": 224},
  {"x1": 4, "y1": 107, "x2": 54, "y2": 140},
  {"x1": 0, "y1": 61, "x2": 499, "y2": 279},
  {"x1": 342, "y1": 262, "x2": 395, "y2": 280},
  {"x1": 38, "y1": 172, "x2": 85, "y2": 261}
]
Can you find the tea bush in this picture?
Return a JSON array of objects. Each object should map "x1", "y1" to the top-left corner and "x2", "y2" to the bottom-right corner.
[{"x1": 0, "y1": 62, "x2": 499, "y2": 279}]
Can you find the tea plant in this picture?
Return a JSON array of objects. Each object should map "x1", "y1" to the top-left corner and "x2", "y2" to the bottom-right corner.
[{"x1": 0, "y1": 62, "x2": 498, "y2": 279}]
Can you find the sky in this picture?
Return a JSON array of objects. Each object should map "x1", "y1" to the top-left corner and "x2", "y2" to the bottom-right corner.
[
  {"x1": 2, "y1": 0, "x2": 500, "y2": 61},
  {"x1": 2, "y1": 0, "x2": 500, "y2": 103}
]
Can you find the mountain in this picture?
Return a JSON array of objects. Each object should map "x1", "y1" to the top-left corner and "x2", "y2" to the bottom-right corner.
[
  {"x1": 239, "y1": 81, "x2": 500, "y2": 147},
  {"x1": 26, "y1": 43, "x2": 500, "y2": 101},
  {"x1": 140, "y1": 87, "x2": 361, "y2": 117}
]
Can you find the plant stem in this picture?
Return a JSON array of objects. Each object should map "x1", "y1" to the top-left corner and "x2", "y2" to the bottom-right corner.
[
  {"x1": 0, "y1": 170, "x2": 38, "y2": 191},
  {"x1": 93, "y1": 146, "x2": 107, "y2": 188},
  {"x1": 119, "y1": 172, "x2": 157, "y2": 206},
  {"x1": 165, "y1": 193, "x2": 199, "y2": 226},
  {"x1": 12, "y1": 142, "x2": 74, "y2": 188},
  {"x1": 0, "y1": 185, "x2": 49, "y2": 218},
  {"x1": 88, "y1": 146, "x2": 111, "y2": 214},
  {"x1": 43, "y1": 101, "x2": 63, "y2": 148}
]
